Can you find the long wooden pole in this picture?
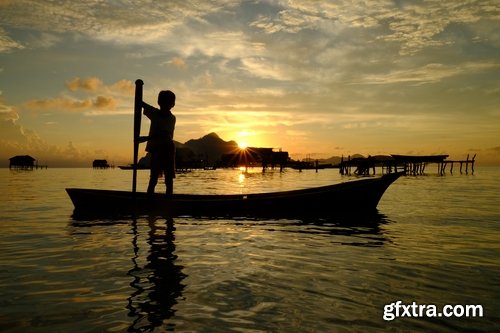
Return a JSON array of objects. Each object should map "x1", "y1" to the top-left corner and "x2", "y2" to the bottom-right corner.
[{"x1": 132, "y1": 79, "x2": 144, "y2": 195}]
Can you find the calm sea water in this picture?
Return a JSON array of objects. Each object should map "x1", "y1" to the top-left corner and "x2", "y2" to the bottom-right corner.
[{"x1": 0, "y1": 166, "x2": 499, "y2": 332}]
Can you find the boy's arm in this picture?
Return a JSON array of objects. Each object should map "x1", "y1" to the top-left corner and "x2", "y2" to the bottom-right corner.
[
  {"x1": 142, "y1": 102, "x2": 157, "y2": 119},
  {"x1": 136, "y1": 136, "x2": 149, "y2": 143}
]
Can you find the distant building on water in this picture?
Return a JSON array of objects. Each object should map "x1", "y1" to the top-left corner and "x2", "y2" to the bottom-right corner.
[
  {"x1": 93, "y1": 159, "x2": 110, "y2": 169},
  {"x1": 9, "y1": 155, "x2": 36, "y2": 170},
  {"x1": 219, "y1": 147, "x2": 289, "y2": 170}
]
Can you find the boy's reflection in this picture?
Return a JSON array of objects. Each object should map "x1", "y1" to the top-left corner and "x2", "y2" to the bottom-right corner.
[{"x1": 127, "y1": 217, "x2": 186, "y2": 332}]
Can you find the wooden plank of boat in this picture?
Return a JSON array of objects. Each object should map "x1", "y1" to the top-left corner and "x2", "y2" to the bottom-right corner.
[{"x1": 66, "y1": 172, "x2": 402, "y2": 218}]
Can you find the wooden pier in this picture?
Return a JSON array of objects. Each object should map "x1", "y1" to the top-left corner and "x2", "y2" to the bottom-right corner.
[
  {"x1": 438, "y1": 154, "x2": 476, "y2": 175},
  {"x1": 339, "y1": 156, "x2": 378, "y2": 176},
  {"x1": 339, "y1": 154, "x2": 476, "y2": 176}
]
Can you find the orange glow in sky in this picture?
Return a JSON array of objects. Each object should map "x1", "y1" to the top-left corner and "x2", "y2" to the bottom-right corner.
[
  {"x1": 235, "y1": 130, "x2": 255, "y2": 149},
  {"x1": 0, "y1": 1, "x2": 499, "y2": 166}
]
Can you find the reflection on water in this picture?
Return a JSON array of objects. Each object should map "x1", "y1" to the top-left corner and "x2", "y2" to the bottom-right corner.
[
  {"x1": 69, "y1": 215, "x2": 187, "y2": 332},
  {"x1": 230, "y1": 212, "x2": 391, "y2": 248},
  {"x1": 2, "y1": 167, "x2": 499, "y2": 332},
  {"x1": 126, "y1": 217, "x2": 186, "y2": 332},
  {"x1": 68, "y1": 212, "x2": 389, "y2": 331}
]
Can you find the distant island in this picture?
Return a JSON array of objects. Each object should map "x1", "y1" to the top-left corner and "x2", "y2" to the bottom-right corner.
[
  {"x1": 126, "y1": 132, "x2": 240, "y2": 169},
  {"x1": 177, "y1": 132, "x2": 239, "y2": 165},
  {"x1": 130, "y1": 132, "x2": 288, "y2": 170},
  {"x1": 120, "y1": 132, "x2": 394, "y2": 171}
]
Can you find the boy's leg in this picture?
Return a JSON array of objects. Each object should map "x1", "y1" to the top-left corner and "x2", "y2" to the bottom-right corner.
[
  {"x1": 148, "y1": 154, "x2": 160, "y2": 195},
  {"x1": 147, "y1": 172, "x2": 159, "y2": 195},
  {"x1": 165, "y1": 177, "x2": 173, "y2": 195}
]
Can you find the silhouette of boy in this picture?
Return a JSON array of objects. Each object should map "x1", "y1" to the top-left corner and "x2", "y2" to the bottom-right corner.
[{"x1": 143, "y1": 90, "x2": 176, "y2": 196}]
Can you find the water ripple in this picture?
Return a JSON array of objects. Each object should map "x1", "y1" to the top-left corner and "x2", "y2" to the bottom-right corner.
[{"x1": 1, "y1": 168, "x2": 499, "y2": 332}]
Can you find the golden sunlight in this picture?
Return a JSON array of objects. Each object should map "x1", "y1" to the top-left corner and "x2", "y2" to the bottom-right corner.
[
  {"x1": 236, "y1": 130, "x2": 255, "y2": 149},
  {"x1": 238, "y1": 141, "x2": 248, "y2": 149},
  {"x1": 238, "y1": 171, "x2": 246, "y2": 183}
]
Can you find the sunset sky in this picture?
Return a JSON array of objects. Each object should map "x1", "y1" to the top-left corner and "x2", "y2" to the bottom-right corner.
[{"x1": 1, "y1": 0, "x2": 499, "y2": 167}]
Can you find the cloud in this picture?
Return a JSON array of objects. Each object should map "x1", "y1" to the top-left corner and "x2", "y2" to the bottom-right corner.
[
  {"x1": 357, "y1": 62, "x2": 500, "y2": 85},
  {"x1": 1, "y1": 0, "x2": 499, "y2": 164},
  {"x1": 240, "y1": 57, "x2": 293, "y2": 81},
  {"x1": 24, "y1": 95, "x2": 117, "y2": 111},
  {"x1": 65, "y1": 77, "x2": 134, "y2": 95},
  {"x1": 20, "y1": 77, "x2": 136, "y2": 115},
  {"x1": 0, "y1": 27, "x2": 24, "y2": 53},
  {"x1": 250, "y1": 9, "x2": 321, "y2": 34},
  {"x1": 93, "y1": 95, "x2": 116, "y2": 109},
  {"x1": 1, "y1": 0, "x2": 498, "y2": 63},
  {"x1": 163, "y1": 57, "x2": 187, "y2": 68},
  {"x1": 0, "y1": 98, "x2": 55, "y2": 163},
  {"x1": 3, "y1": 0, "x2": 498, "y2": 87},
  {"x1": 0, "y1": 95, "x2": 127, "y2": 167},
  {"x1": 27, "y1": 32, "x2": 62, "y2": 49},
  {"x1": 249, "y1": 0, "x2": 500, "y2": 56},
  {"x1": 174, "y1": 30, "x2": 266, "y2": 60},
  {"x1": 0, "y1": 100, "x2": 122, "y2": 167},
  {"x1": 0, "y1": 120, "x2": 108, "y2": 167},
  {"x1": 66, "y1": 77, "x2": 103, "y2": 92},
  {"x1": 109, "y1": 79, "x2": 135, "y2": 95},
  {"x1": 0, "y1": 97, "x2": 19, "y2": 121},
  {"x1": 1, "y1": 109, "x2": 25, "y2": 148},
  {"x1": 0, "y1": 0, "x2": 240, "y2": 47}
]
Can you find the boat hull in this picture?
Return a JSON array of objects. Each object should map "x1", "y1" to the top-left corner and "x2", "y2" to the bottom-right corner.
[{"x1": 66, "y1": 172, "x2": 402, "y2": 218}]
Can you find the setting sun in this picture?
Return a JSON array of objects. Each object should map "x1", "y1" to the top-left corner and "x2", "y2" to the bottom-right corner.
[{"x1": 236, "y1": 130, "x2": 255, "y2": 150}]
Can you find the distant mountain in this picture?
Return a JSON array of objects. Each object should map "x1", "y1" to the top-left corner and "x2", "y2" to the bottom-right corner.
[
  {"x1": 319, "y1": 154, "x2": 393, "y2": 165},
  {"x1": 320, "y1": 156, "x2": 342, "y2": 165},
  {"x1": 183, "y1": 132, "x2": 238, "y2": 163},
  {"x1": 318, "y1": 154, "x2": 363, "y2": 165},
  {"x1": 137, "y1": 133, "x2": 393, "y2": 168},
  {"x1": 137, "y1": 133, "x2": 237, "y2": 167}
]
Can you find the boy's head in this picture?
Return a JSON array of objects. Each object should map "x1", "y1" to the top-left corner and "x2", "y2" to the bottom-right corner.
[{"x1": 158, "y1": 90, "x2": 175, "y2": 109}]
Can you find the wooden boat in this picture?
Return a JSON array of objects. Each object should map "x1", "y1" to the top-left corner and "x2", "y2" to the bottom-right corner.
[
  {"x1": 118, "y1": 165, "x2": 149, "y2": 170},
  {"x1": 66, "y1": 172, "x2": 402, "y2": 218}
]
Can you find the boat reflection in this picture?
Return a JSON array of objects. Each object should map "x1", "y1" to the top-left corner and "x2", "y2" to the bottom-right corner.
[
  {"x1": 177, "y1": 212, "x2": 391, "y2": 248},
  {"x1": 294, "y1": 214, "x2": 390, "y2": 247},
  {"x1": 68, "y1": 211, "x2": 389, "y2": 330},
  {"x1": 127, "y1": 216, "x2": 186, "y2": 332}
]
